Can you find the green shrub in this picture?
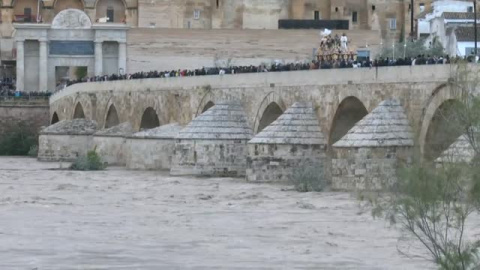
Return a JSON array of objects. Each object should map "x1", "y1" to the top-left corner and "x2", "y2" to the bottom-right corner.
[
  {"x1": 0, "y1": 125, "x2": 37, "y2": 156},
  {"x1": 70, "y1": 148, "x2": 106, "y2": 171},
  {"x1": 27, "y1": 145, "x2": 38, "y2": 157},
  {"x1": 290, "y1": 164, "x2": 326, "y2": 192}
]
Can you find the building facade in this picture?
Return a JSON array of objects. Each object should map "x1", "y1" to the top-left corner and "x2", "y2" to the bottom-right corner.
[{"x1": 0, "y1": 0, "x2": 443, "y2": 81}]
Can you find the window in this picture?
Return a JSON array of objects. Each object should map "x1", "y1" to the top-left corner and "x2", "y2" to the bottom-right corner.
[
  {"x1": 193, "y1": 9, "x2": 200, "y2": 20},
  {"x1": 419, "y1": 3, "x2": 425, "y2": 12},
  {"x1": 216, "y1": 0, "x2": 220, "y2": 9},
  {"x1": 389, "y1": 18, "x2": 397, "y2": 30},
  {"x1": 335, "y1": 7, "x2": 339, "y2": 12},
  {"x1": 24, "y1": 8, "x2": 32, "y2": 22},
  {"x1": 352, "y1": 11, "x2": 358, "y2": 23},
  {"x1": 107, "y1": 8, "x2": 114, "y2": 22},
  {"x1": 314, "y1": 11, "x2": 320, "y2": 20},
  {"x1": 468, "y1": 6, "x2": 474, "y2": 13},
  {"x1": 372, "y1": 5, "x2": 375, "y2": 11},
  {"x1": 466, "y1": 47, "x2": 477, "y2": 56}
]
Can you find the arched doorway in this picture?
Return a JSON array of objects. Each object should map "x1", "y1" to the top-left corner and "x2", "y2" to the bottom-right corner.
[
  {"x1": 424, "y1": 99, "x2": 465, "y2": 161},
  {"x1": 257, "y1": 102, "x2": 283, "y2": 133},
  {"x1": 140, "y1": 107, "x2": 160, "y2": 130},
  {"x1": 202, "y1": 101, "x2": 215, "y2": 113},
  {"x1": 105, "y1": 104, "x2": 120, "y2": 128},
  {"x1": 95, "y1": 0, "x2": 126, "y2": 23},
  {"x1": 73, "y1": 103, "x2": 85, "y2": 119},
  {"x1": 329, "y1": 96, "x2": 368, "y2": 145},
  {"x1": 54, "y1": 0, "x2": 84, "y2": 14},
  {"x1": 51, "y1": 112, "x2": 59, "y2": 124},
  {"x1": 13, "y1": 0, "x2": 38, "y2": 22}
]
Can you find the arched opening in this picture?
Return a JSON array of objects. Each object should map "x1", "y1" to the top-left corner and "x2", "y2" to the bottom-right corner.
[
  {"x1": 202, "y1": 101, "x2": 215, "y2": 113},
  {"x1": 13, "y1": 0, "x2": 38, "y2": 22},
  {"x1": 424, "y1": 99, "x2": 466, "y2": 161},
  {"x1": 105, "y1": 104, "x2": 120, "y2": 129},
  {"x1": 95, "y1": 0, "x2": 126, "y2": 23},
  {"x1": 329, "y1": 96, "x2": 368, "y2": 145},
  {"x1": 54, "y1": 0, "x2": 84, "y2": 14},
  {"x1": 73, "y1": 103, "x2": 85, "y2": 119},
  {"x1": 257, "y1": 102, "x2": 283, "y2": 133},
  {"x1": 140, "y1": 107, "x2": 160, "y2": 130},
  {"x1": 51, "y1": 112, "x2": 59, "y2": 124}
]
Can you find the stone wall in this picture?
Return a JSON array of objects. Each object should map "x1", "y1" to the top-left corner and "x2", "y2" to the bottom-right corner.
[
  {"x1": 49, "y1": 65, "x2": 455, "y2": 155},
  {"x1": 125, "y1": 138, "x2": 176, "y2": 170},
  {"x1": 92, "y1": 136, "x2": 127, "y2": 166},
  {"x1": 331, "y1": 147, "x2": 412, "y2": 191},
  {"x1": 38, "y1": 134, "x2": 92, "y2": 161},
  {"x1": 246, "y1": 144, "x2": 327, "y2": 183},
  {"x1": 171, "y1": 139, "x2": 250, "y2": 177},
  {"x1": 0, "y1": 100, "x2": 50, "y2": 139},
  {"x1": 126, "y1": 28, "x2": 380, "y2": 72}
]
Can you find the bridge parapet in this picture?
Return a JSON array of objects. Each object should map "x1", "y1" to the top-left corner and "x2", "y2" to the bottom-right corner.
[{"x1": 50, "y1": 65, "x2": 456, "y2": 105}]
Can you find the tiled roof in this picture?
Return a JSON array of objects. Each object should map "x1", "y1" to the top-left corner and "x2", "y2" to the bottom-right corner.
[
  {"x1": 94, "y1": 122, "x2": 135, "y2": 137},
  {"x1": 416, "y1": 7, "x2": 433, "y2": 19},
  {"x1": 435, "y1": 134, "x2": 476, "y2": 164},
  {"x1": 41, "y1": 119, "x2": 97, "y2": 135},
  {"x1": 176, "y1": 101, "x2": 253, "y2": 140},
  {"x1": 131, "y1": 123, "x2": 183, "y2": 139},
  {"x1": 333, "y1": 99, "x2": 414, "y2": 148},
  {"x1": 443, "y1": 12, "x2": 476, "y2": 20},
  {"x1": 249, "y1": 102, "x2": 326, "y2": 145},
  {"x1": 454, "y1": 26, "x2": 480, "y2": 42}
]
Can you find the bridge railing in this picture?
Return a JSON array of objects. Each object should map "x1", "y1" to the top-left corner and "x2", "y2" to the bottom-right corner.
[{"x1": 49, "y1": 64, "x2": 459, "y2": 104}]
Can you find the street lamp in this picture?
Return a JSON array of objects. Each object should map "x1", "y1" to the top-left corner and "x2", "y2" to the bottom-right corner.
[
  {"x1": 411, "y1": 0, "x2": 415, "y2": 40},
  {"x1": 393, "y1": 43, "x2": 395, "y2": 59},
  {"x1": 474, "y1": 0, "x2": 478, "y2": 59}
]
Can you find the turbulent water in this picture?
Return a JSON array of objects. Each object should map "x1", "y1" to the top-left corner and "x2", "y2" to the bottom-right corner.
[{"x1": 0, "y1": 157, "x2": 448, "y2": 269}]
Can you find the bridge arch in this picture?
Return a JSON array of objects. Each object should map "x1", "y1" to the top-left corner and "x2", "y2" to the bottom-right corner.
[
  {"x1": 423, "y1": 99, "x2": 465, "y2": 161},
  {"x1": 419, "y1": 83, "x2": 464, "y2": 159},
  {"x1": 196, "y1": 90, "x2": 216, "y2": 117},
  {"x1": 329, "y1": 96, "x2": 368, "y2": 145},
  {"x1": 73, "y1": 102, "x2": 85, "y2": 119},
  {"x1": 104, "y1": 104, "x2": 120, "y2": 129},
  {"x1": 253, "y1": 92, "x2": 286, "y2": 134},
  {"x1": 51, "y1": 112, "x2": 59, "y2": 124},
  {"x1": 140, "y1": 107, "x2": 160, "y2": 130},
  {"x1": 202, "y1": 101, "x2": 215, "y2": 113}
]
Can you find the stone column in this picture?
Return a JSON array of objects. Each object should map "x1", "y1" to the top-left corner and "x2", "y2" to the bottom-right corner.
[
  {"x1": 39, "y1": 39, "x2": 48, "y2": 92},
  {"x1": 94, "y1": 41, "x2": 103, "y2": 76},
  {"x1": 118, "y1": 41, "x2": 127, "y2": 75},
  {"x1": 16, "y1": 40, "x2": 25, "y2": 92}
]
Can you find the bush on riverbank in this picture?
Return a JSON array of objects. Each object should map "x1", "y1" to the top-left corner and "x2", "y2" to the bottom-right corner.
[
  {"x1": 70, "y1": 148, "x2": 106, "y2": 171},
  {"x1": 0, "y1": 125, "x2": 37, "y2": 156},
  {"x1": 291, "y1": 165, "x2": 326, "y2": 192}
]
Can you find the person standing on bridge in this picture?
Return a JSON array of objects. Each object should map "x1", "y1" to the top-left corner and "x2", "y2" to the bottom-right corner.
[{"x1": 341, "y1": 33, "x2": 348, "y2": 52}]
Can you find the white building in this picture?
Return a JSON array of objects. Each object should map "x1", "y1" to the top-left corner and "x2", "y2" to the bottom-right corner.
[
  {"x1": 417, "y1": 0, "x2": 474, "y2": 38},
  {"x1": 446, "y1": 26, "x2": 480, "y2": 57}
]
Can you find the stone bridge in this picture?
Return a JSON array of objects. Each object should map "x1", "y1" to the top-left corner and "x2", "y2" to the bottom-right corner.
[{"x1": 49, "y1": 65, "x2": 465, "y2": 160}]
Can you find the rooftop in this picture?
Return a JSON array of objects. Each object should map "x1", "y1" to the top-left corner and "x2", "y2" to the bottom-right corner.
[
  {"x1": 176, "y1": 101, "x2": 253, "y2": 140},
  {"x1": 249, "y1": 102, "x2": 326, "y2": 145},
  {"x1": 333, "y1": 99, "x2": 414, "y2": 148},
  {"x1": 94, "y1": 122, "x2": 135, "y2": 137},
  {"x1": 131, "y1": 123, "x2": 183, "y2": 139},
  {"x1": 41, "y1": 119, "x2": 97, "y2": 135}
]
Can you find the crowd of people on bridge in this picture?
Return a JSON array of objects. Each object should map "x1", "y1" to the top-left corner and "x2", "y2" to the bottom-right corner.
[
  {"x1": 1, "y1": 77, "x2": 51, "y2": 98},
  {"x1": 2, "y1": 52, "x2": 470, "y2": 93},
  {"x1": 61, "y1": 53, "x2": 457, "y2": 87}
]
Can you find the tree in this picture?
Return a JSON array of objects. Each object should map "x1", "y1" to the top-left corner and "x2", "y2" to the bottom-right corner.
[
  {"x1": 378, "y1": 38, "x2": 444, "y2": 59},
  {"x1": 367, "y1": 63, "x2": 480, "y2": 269}
]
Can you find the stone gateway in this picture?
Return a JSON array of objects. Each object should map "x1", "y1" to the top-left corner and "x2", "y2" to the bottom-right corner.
[{"x1": 14, "y1": 9, "x2": 128, "y2": 92}]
